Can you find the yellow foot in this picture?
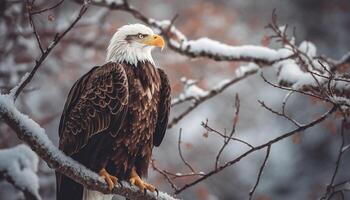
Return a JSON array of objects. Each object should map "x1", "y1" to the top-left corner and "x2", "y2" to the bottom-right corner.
[
  {"x1": 99, "y1": 168, "x2": 118, "y2": 190},
  {"x1": 129, "y1": 167, "x2": 158, "y2": 195}
]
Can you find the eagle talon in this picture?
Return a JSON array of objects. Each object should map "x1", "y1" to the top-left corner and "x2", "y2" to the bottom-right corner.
[
  {"x1": 99, "y1": 168, "x2": 118, "y2": 190},
  {"x1": 155, "y1": 188, "x2": 159, "y2": 196},
  {"x1": 129, "y1": 167, "x2": 156, "y2": 194}
]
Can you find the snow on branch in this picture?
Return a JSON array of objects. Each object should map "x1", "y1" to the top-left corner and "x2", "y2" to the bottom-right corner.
[
  {"x1": 179, "y1": 38, "x2": 288, "y2": 63},
  {"x1": 0, "y1": 144, "x2": 40, "y2": 200},
  {"x1": 0, "y1": 94, "x2": 178, "y2": 200}
]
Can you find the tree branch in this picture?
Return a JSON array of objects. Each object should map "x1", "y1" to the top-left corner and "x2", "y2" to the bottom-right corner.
[{"x1": 249, "y1": 145, "x2": 271, "y2": 200}]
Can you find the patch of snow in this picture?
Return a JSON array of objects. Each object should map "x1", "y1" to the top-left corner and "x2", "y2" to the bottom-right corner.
[
  {"x1": 180, "y1": 78, "x2": 208, "y2": 100},
  {"x1": 9, "y1": 72, "x2": 30, "y2": 98},
  {"x1": 235, "y1": 63, "x2": 259, "y2": 77},
  {"x1": 342, "y1": 144, "x2": 350, "y2": 153},
  {"x1": 183, "y1": 37, "x2": 287, "y2": 62},
  {"x1": 277, "y1": 60, "x2": 313, "y2": 86},
  {"x1": 0, "y1": 144, "x2": 40, "y2": 200},
  {"x1": 278, "y1": 25, "x2": 287, "y2": 33},
  {"x1": 329, "y1": 96, "x2": 350, "y2": 108},
  {"x1": 298, "y1": 41, "x2": 317, "y2": 58}
]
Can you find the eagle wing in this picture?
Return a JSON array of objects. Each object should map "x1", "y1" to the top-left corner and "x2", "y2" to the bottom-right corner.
[
  {"x1": 153, "y1": 68, "x2": 171, "y2": 147},
  {"x1": 58, "y1": 62, "x2": 129, "y2": 155}
]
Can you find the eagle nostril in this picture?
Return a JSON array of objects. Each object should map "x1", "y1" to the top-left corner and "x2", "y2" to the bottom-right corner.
[{"x1": 153, "y1": 36, "x2": 157, "y2": 39}]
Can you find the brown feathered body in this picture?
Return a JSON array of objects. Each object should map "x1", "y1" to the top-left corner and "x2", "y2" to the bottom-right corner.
[{"x1": 56, "y1": 61, "x2": 171, "y2": 200}]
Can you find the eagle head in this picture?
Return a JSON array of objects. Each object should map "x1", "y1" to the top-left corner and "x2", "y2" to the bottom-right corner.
[{"x1": 106, "y1": 24, "x2": 165, "y2": 66}]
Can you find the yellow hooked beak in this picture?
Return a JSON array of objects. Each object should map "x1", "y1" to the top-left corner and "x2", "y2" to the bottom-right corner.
[{"x1": 143, "y1": 34, "x2": 165, "y2": 49}]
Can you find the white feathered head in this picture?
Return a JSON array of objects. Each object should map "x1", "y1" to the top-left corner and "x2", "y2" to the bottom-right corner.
[{"x1": 106, "y1": 24, "x2": 165, "y2": 66}]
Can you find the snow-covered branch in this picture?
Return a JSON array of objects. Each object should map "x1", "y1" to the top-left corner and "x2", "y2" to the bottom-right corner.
[{"x1": 0, "y1": 144, "x2": 40, "y2": 200}]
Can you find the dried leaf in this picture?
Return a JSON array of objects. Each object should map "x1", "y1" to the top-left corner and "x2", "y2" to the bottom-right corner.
[
  {"x1": 261, "y1": 35, "x2": 271, "y2": 46},
  {"x1": 292, "y1": 133, "x2": 301, "y2": 144},
  {"x1": 202, "y1": 132, "x2": 209, "y2": 138},
  {"x1": 185, "y1": 142, "x2": 193, "y2": 149},
  {"x1": 48, "y1": 14, "x2": 55, "y2": 22},
  {"x1": 195, "y1": 187, "x2": 209, "y2": 200},
  {"x1": 324, "y1": 121, "x2": 337, "y2": 135}
]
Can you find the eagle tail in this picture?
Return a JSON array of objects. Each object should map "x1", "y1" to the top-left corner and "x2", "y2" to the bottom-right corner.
[
  {"x1": 83, "y1": 189, "x2": 113, "y2": 200},
  {"x1": 56, "y1": 172, "x2": 84, "y2": 200}
]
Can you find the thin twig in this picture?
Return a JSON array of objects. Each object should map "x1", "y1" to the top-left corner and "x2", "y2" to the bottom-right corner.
[
  {"x1": 215, "y1": 94, "x2": 240, "y2": 169},
  {"x1": 151, "y1": 160, "x2": 178, "y2": 191},
  {"x1": 27, "y1": 0, "x2": 44, "y2": 54},
  {"x1": 258, "y1": 100, "x2": 301, "y2": 127},
  {"x1": 31, "y1": 0, "x2": 65, "y2": 15},
  {"x1": 201, "y1": 120, "x2": 254, "y2": 149},
  {"x1": 249, "y1": 145, "x2": 271, "y2": 200},
  {"x1": 178, "y1": 128, "x2": 196, "y2": 173},
  {"x1": 320, "y1": 117, "x2": 348, "y2": 200}
]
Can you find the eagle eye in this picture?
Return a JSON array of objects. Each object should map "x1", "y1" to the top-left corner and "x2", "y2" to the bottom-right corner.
[{"x1": 138, "y1": 33, "x2": 144, "y2": 39}]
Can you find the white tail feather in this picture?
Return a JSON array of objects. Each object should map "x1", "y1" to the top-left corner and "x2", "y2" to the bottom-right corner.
[{"x1": 83, "y1": 188, "x2": 113, "y2": 200}]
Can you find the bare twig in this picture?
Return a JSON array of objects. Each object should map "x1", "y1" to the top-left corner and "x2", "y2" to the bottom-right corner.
[
  {"x1": 151, "y1": 160, "x2": 179, "y2": 192},
  {"x1": 320, "y1": 117, "x2": 348, "y2": 200},
  {"x1": 201, "y1": 120, "x2": 254, "y2": 149},
  {"x1": 178, "y1": 128, "x2": 196, "y2": 173},
  {"x1": 215, "y1": 94, "x2": 240, "y2": 169},
  {"x1": 31, "y1": 0, "x2": 65, "y2": 15},
  {"x1": 27, "y1": 0, "x2": 44, "y2": 54},
  {"x1": 249, "y1": 145, "x2": 271, "y2": 200},
  {"x1": 258, "y1": 100, "x2": 301, "y2": 127},
  {"x1": 261, "y1": 73, "x2": 328, "y2": 102}
]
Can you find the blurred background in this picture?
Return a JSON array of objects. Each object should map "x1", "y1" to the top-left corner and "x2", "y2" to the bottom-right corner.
[{"x1": 1, "y1": 0, "x2": 350, "y2": 199}]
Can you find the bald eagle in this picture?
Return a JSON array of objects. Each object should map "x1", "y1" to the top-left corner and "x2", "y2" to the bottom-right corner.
[{"x1": 56, "y1": 24, "x2": 171, "y2": 200}]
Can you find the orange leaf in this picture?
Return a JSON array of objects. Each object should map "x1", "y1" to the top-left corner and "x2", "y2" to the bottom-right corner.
[
  {"x1": 48, "y1": 14, "x2": 55, "y2": 21},
  {"x1": 261, "y1": 35, "x2": 271, "y2": 46},
  {"x1": 292, "y1": 133, "x2": 301, "y2": 144},
  {"x1": 185, "y1": 143, "x2": 193, "y2": 149}
]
